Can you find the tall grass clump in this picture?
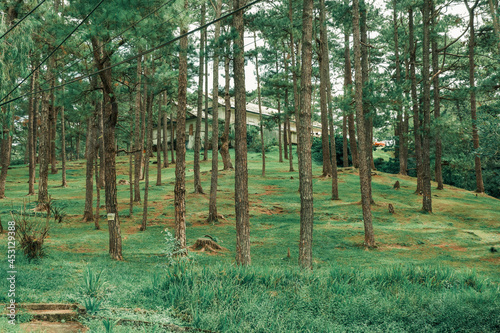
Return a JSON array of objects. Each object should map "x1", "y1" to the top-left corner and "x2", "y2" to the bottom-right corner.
[
  {"x1": 142, "y1": 263, "x2": 500, "y2": 333},
  {"x1": 80, "y1": 267, "x2": 107, "y2": 314}
]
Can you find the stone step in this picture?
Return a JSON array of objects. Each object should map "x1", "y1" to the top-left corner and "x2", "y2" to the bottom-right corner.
[
  {"x1": 29, "y1": 309, "x2": 79, "y2": 322},
  {"x1": 1, "y1": 303, "x2": 86, "y2": 323}
]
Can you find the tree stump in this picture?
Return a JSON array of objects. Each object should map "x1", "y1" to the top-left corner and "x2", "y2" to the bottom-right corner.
[
  {"x1": 393, "y1": 181, "x2": 400, "y2": 190},
  {"x1": 189, "y1": 237, "x2": 227, "y2": 253},
  {"x1": 388, "y1": 204, "x2": 395, "y2": 214}
]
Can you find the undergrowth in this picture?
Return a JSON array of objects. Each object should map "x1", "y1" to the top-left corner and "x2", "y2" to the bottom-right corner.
[{"x1": 141, "y1": 262, "x2": 500, "y2": 333}]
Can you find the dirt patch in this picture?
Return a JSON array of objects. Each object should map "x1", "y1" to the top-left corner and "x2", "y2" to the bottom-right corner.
[
  {"x1": 251, "y1": 205, "x2": 284, "y2": 216},
  {"x1": 434, "y1": 243, "x2": 468, "y2": 252},
  {"x1": 254, "y1": 185, "x2": 279, "y2": 197},
  {"x1": 378, "y1": 244, "x2": 412, "y2": 251}
]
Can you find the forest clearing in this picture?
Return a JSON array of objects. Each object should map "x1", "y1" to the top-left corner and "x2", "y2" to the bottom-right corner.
[
  {"x1": 1, "y1": 149, "x2": 500, "y2": 332},
  {"x1": 1, "y1": 0, "x2": 500, "y2": 331}
]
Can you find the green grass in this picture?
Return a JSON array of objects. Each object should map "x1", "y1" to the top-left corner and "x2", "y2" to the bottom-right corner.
[{"x1": 0, "y1": 147, "x2": 499, "y2": 332}]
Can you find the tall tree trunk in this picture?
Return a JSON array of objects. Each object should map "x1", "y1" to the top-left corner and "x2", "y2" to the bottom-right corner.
[
  {"x1": 278, "y1": 94, "x2": 283, "y2": 163},
  {"x1": 170, "y1": 115, "x2": 175, "y2": 163},
  {"x1": 344, "y1": 31, "x2": 358, "y2": 169},
  {"x1": 28, "y1": 67, "x2": 38, "y2": 195},
  {"x1": 233, "y1": 0, "x2": 251, "y2": 266},
  {"x1": 360, "y1": 1, "x2": 373, "y2": 172},
  {"x1": 194, "y1": 3, "x2": 206, "y2": 194},
  {"x1": 91, "y1": 37, "x2": 123, "y2": 260},
  {"x1": 83, "y1": 88, "x2": 97, "y2": 222},
  {"x1": 139, "y1": 78, "x2": 147, "y2": 181},
  {"x1": 360, "y1": 1, "x2": 375, "y2": 206},
  {"x1": 328, "y1": 82, "x2": 339, "y2": 200},
  {"x1": 61, "y1": 85, "x2": 67, "y2": 187},
  {"x1": 466, "y1": 0, "x2": 485, "y2": 193},
  {"x1": 203, "y1": 29, "x2": 209, "y2": 162},
  {"x1": 342, "y1": 111, "x2": 348, "y2": 167},
  {"x1": 0, "y1": 123, "x2": 12, "y2": 199},
  {"x1": 129, "y1": 94, "x2": 134, "y2": 216},
  {"x1": 254, "y1": 31, "x2": 266, "y2": 177},
  {"x1": 409, "y1": 7, "x2": 423, "y2": 194},
  {"x1": 134, "y1": 56, "x2": 142, "y2": 202},
  {"x1": 284, "y1": 49, "x2": 294, "y2": 172},
  {"x1": 394, "y1": 1, "x2": 408, "y2": 176},
  {"x1": 298, "y1": 0, "x2": 314, "y2": 269},
  {"x1": 421, "y1": 0, "x2": 433, "y2": 213},
  {"x1": 162, "y1": 92, "x2": 169, "y2": 168},
  {"x1": 37, "y1": 91, "x2": 50, "y2": 208},
  {"x1": 49, "y1": 79, "x2": 58, "y2": 175},
  {"x1": 221, "y1": 40, "x2": 233, "y2": 170},
  {"x1": 284, "y1": 85, "x2": 289, "y2": 161},
  {"x1": 319, "y1": 0, "x2": 332, "y2": 177},
  {"x1": 156, "y1": 94, "x2": 163, "y2": 186},
  {"x1": 431, "y1": 1, "x2": 443, "y2": 189},
  {"x1": 141, "y1": 91, "x2": 154, "y2": 231},
  {"x1": 94, "y1": 152, "x2": 100, "y2": 230},
  {"x1": 289, "y1": 0, "x2": 300, "y2": 159},
  {"x1": 175, "y1": 0, "x2": 189, "y2": 251},
  {"x1": 353, "y1": 0, "x2": 375, "y2": 248},
  {"x1": 208, "y1": 0, "x2": 223, "y2": 222},
  {"x1": 98, "y1": 99, "x2": 105, "y2": 188}
]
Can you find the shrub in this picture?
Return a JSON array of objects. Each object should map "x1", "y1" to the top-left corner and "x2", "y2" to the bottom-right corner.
[{"x1": 12, "y1": 209, "x2": 50, "y2": 260}]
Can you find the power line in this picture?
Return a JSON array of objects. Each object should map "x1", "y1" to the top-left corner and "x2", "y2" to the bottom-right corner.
[
  {"x1": 0, "y1": 0, "x2": 47, "y2": 40},
  {"x1": 0, "y1": 0, "x2": 105, "y2": 104},
  {"x1": 37, "y1": 0, "x2": 177, "y2": 92},
  {"x1": 0, "y1": 0, "x2": 264, "y2": 107}
]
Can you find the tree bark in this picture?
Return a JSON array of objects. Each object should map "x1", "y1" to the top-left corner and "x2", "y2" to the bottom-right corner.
[
  {"x1": 134, "y1": 55, "x2": 143, "y2": 202},
  {"x1": 394, "y1": 1, "x2": 408, "y2": 176},
  {"x1": 409, "y1": 7, "x2": 423, "y2": 194},
  {"x1": 421, "y1": 0, "x2": 433, "y2": 213},
  {"x1": 254, "y1": 31, "x2": 266, "y2": 177},
  {"x1": 328, "y1": 81, "x2": 339, "y2": 200},
  {"x1": 194, "y1": 2, "x2": 206, "y2": 194},
  {"x1": 208, "y1": 0, "x2": 223, "y2": 223},
  {"x1": 284, "y1": 49, "x2": 294, "y2": 172},
  {"x1": 344, "y1": 31, "x2": 358, "y2": 168},
  {"x1": 129, "y1": 94, "x2": 134, "y2": 216},
  {"x1": 431, "y1": 1, "x2": 443, "y2": 189},
  {"x1": 220, "y1": 40, "x2": 233, "y2": 170},
  {"x1": 0, "y1": 125, "x2": 12, "y2": 199},
  {"x1": 37, "y1": 91, "x2": 50, "y2": 207},
  {"x1": 233, "y1": 0, "x2": 251, "y2": 266},
  {"x1": 94, "y1": 150, "x2": 100, "y2": 230},
  {"x1": 60, "y1": 85, "x2": 67, "y2": 187},
  {"x1": 353, "y1": 0, "x2": 375, "y2": 248},
  {"x1": 319, "y1": 0, "x2": 332, "y2": 177},
  {"x1": 175, "y1": 0, "x2": 189, "y2": 251},
  {"x1": 204, "y1": 28, "x2": 209, "y2": 162},
  {"x1": 28, "y1": 67, "x2": 38, "y2": 196},
  {"x1": 170, "y1": 115, "x2": 175, "y2": 163},
  {"x1": 28, "y1": 70, "x2": 38, "y2": 195},
  {"x1": 156, "y1": 94, "x2": 163, "y2": 186},
  {"x1": 162, "y1": 92, "x2": 169, "y2": 168},
  {"x1": 466, "y1": 0, "x2": 485, "y2": 193},
  {"x1": 298, "y1": 0, "x2": 314, "y2": 269},
  {"x1": 91, "y1": 36, "x2": 123, "y2": 260},
  {"x1": 83, "y1": 84, "x2": 98, "y2": 222},
  {"x1": 141, "y1": 91, "x2": 154, "y2": 231},
  {"x1": 49, "y1": 79, "x2": 58, "y2": 175}
]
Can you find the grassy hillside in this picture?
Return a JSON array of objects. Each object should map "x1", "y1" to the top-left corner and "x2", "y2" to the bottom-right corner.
[{"x1": 0, "y1": 147, "x2": 499, "y2": 332}]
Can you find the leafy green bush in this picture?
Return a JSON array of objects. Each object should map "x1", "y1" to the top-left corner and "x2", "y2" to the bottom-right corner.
[{"x1": 311, "y1": 136, "x2": 351, "y2": 166}]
